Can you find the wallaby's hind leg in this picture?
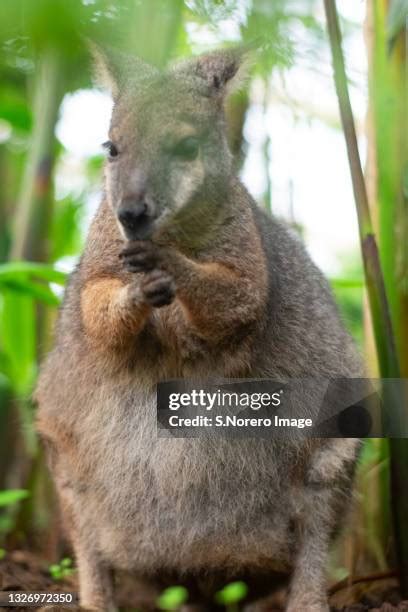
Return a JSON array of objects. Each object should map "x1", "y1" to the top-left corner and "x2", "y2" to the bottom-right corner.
[
  {"x1": 75, "y1": 543, "x2": 117, "y2": 612},
  {"x1": 41, "y1": 435, "x2": 117, "y2": 612},
  {"x1": 285, "y1": 521, "x2": 330, "y2": 612},
  {"x1": 286, "y1": 441, "x2": 359, "y2": 612},
  {"x1": 57, "y1": 488, "x2": 117, "y2": 612}
]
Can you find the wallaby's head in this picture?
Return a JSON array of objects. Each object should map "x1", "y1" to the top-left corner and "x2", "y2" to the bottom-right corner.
[{"x1": 92, "y1": 46, "x2": 247, "y2": 242}]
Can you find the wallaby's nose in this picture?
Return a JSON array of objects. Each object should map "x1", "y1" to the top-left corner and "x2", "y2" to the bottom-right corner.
[
  {"x1": 118, "y1": 197, "x2": 147, "y2": 228},
  {"x1": 117, "y1": 195, "x2": 154, "y2": 240}
]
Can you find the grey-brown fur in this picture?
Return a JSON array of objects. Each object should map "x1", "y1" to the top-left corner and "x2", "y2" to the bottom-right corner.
[{"x1": 35, "y1": 47, "x2": 362, "y2": 612}]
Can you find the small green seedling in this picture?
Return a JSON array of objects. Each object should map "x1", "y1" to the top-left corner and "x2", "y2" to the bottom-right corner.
[
  {"x1": 49, "y1": 557, "x2": 75, "y2": 581},
  {"x1": 157, "y1": 585, "x2": 189, "y2": 611},
  {"x1": 215, "y1": 581, "x2": 248, "y2": 612}
]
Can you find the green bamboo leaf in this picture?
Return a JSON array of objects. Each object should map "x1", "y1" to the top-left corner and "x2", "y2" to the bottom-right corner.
[
  {"x1": 0, "y1": 88, "x2": 32, "y2": 132},
  {"x1": 0, "y1": 278, "x2": 61, "y2": 306},
  {"x1": 0, "y1": 351, "x2": 12, "y2": 382},
  {"x1": 0, "y1": 490, "x2": 29, "y2": 508},
  {"x1": 0, "y1": 106, "x2": 29, "y2": 134},
  {"x1": 0, "y1": 262, "x2": 67, "y2": 285},
  {"x1": 0, "y1": 291, "x2": 36, "y2": 394},
  {"x1": 329, "y1": 277, "x2": 365, "y2": 289},
  {"x1": 51, "y1": 196, "x2": 83, "y2": 262}
]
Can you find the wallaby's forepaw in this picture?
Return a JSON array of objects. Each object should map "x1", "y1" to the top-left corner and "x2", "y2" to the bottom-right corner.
[
  {"x1": 141, "y1": 269, "x2": 175, "y2": 307},
  {"x1": 119, "y1": 240, "x2": 159, "y2": 273},
  {"x1": 119, "y1": 241, "x2": 175, "y2": 307}
]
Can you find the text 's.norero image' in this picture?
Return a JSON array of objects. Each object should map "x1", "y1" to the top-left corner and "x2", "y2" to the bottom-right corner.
[{"x1": 0, "y1": 1, "x2": 407, "y2": 611}]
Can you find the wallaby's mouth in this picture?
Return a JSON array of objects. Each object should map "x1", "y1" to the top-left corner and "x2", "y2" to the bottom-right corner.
[
  {"x1": 121, "y1": 216, "x2": 155, "y2": 240},
  {"x1": 117, "y1": 204, "x2": 156, "y2": 241}
]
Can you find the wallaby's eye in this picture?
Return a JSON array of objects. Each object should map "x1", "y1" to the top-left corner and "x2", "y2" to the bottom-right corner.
[
  {"x1": 102, "y1": 140, "x2": 119, "y2": 160},
  {"x1": 171, "y1": 137, "x2": 200, "y2": 161}
]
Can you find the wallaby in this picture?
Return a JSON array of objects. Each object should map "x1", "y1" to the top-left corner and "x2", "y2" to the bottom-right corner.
[{"x1": 36, "y1": 47, "x2": 362, "y2": 612}]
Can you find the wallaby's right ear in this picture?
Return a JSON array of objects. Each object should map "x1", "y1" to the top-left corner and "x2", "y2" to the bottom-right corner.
[
  {"x1": 88, "y1": 41, "x2": 158, "y2": 99},
  {"x1": 175, "y1": 47, "x2": 251, "y2": 99}
]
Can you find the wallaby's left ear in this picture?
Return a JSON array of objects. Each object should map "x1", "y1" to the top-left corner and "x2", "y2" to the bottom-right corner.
[
  {"x1": 178, "y1": 47, "x2": 251, "y2": 96},
  {"x1": 88, "y1": 40, "x2": 158, "y2": 99}
]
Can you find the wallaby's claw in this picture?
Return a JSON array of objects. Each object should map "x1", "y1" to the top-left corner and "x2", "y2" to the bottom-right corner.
[
  {"x1": 141, "y1": 269, "x2": 175, "y2": 307},
  {"x1": 119, "y1": 240, "x2": 158, "y2": 272}
]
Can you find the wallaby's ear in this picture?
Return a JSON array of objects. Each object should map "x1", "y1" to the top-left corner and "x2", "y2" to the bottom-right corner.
[
  {"x1": 88, "y1": 41, "x2": 158, "y2": 99},
  {"x1": 177, "y1": 47, "x2": 251, "y2": 97}
]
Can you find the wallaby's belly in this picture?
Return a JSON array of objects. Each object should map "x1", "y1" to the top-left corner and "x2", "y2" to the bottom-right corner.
[{"x1": 72, "y1": 381, "x2": 302, "y2": 575}]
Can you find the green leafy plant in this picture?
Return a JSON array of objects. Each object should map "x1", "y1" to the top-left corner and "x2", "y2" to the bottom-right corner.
[
  {"x1": 0, "y1": 490, "x2": 29, "y2": 507},
  {"x1": 49, "y1": 557, "x2": 75, "y2": 581},
  {"x1": 156, "y1": 586, "x2": 188, "y2": 611},
  {"x1": 0, "y1": 490, "x2": 30, "y2": 537},
  {"x1": 0, "y1": 261, "x2": 67, "y2": 393},
  {"x1": 215, "y1": 581, "x2": 248, "y2": 612},
  {"x1": 0, "y1": 261, "x2": 66, "y2": 306}
]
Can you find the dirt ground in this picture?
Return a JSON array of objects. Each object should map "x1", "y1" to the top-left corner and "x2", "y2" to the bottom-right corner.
[{"x1": 1, "y1": 550, "x2": 408, "y2": 611}]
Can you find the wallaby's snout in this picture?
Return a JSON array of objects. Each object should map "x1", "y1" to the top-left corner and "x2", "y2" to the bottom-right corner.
[{"x1": 117, "y1": 192, "x2": 156, "y2": 240}]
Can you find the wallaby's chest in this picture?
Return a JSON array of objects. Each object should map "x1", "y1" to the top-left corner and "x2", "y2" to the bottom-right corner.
[{"x1": 72, "y1": 379, "x2": 304, "y2": 573}]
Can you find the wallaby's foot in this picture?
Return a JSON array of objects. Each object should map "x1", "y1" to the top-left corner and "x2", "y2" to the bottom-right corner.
[
  {"x1": 78, "y1": 605, "x2": 118, "y2": 612},
  {"x1": 141, "y1": 269, "x2": 175, "y2": 307},
  {"x1": 73, "y1": 546, "x2": 117, "y2": 612},
  {"x1": 79, "y1": 588, "x2": 118, "y2": 612},
  {"x1": 286, "y1": 600, "x2": 329, "y2": 612}
]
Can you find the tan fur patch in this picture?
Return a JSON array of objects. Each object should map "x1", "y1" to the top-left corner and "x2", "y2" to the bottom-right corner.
[
  {"x1": 196, "y1": 261, "x2": 236, "y2": 278},
  {"x1": 81, "y1": 278, "x2": 149, "y2": 347},
  {"x1": 175, "y1": 255, "x2": 267, "y2": 343}
]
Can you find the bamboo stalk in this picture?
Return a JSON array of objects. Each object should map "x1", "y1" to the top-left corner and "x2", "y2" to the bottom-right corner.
[
  {"x1": 7, "y1": 47, "x2": 65, "y2": 541},
  {"x1": 324, "y1": 0, "x2": 399, "y2": 378},
  {"x1": 10, "y1": 47, "x2": 64, "y2": 261},
  {"x1": 323, "y1": 0, "x2": 408, "y2": 596}
]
